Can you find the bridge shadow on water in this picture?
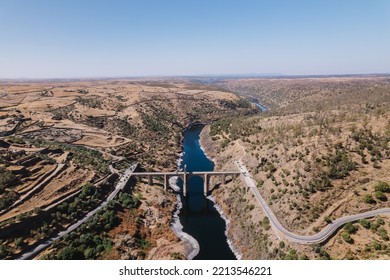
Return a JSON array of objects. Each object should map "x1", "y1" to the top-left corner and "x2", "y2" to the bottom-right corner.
[{"x1": 177, "y1": 125, "x2": 236, "y2": 260}]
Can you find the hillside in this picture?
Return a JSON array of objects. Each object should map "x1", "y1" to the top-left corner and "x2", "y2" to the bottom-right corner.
[
  {"x1": 0, "y1": 79, "x2": 255, "y2": 259},
  {"x1": 201, "y1": 76, "x2": 390, "y2": 259}
]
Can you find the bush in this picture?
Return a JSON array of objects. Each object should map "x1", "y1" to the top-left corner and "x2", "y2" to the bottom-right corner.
[
  {"x1": 378, "y1": 228, "x2": 389, "y2": 241},
  {"x1": 343, "y1": 222, "x2": 357, "y2": 234},
  {"x1": 309, "y1": 176, "x2": 332, "y2": 192},
  {"x1": 359, "y1": 219, "x2": 371, "y2": 229},
  {"x1": 84, "y1": 247, "x2": 96, "y2": 259},
  {"x1": 341, "y1": 232, "x2": 353, "y2": 243},
  {"x1": 363, "y1": 194, "x2": 376, "y2": 204},
  {"x1": 262, "y1": 217, "x2": 270, "y2": 230},
  {"x1": 372, "y1": 241, "x2": 382, "y2": 251},
  {"x1": 284, "y1": 249, "x2": 298, "y2": 260},
  {"x1": 374, "y1": 181, "x2": 390, "y2": 193},
  {"x1": 0, "y1": 167, "x2": 15, "y2": 193},
  {"x1": 375, "y1": 191, "x2": 387, "y2": 201},
  {"x1": 57, "y1": 246, "x2": 84, "y2": 260},
  {"x1": 325, "y1": 147, "x2": 356, "y2": 179},
  {"x1": 117, "y1": 192, "x2": 140, "y2": 209},
  {"x1": 376, "y1": 218, "x2": 385, "y2": 225}
]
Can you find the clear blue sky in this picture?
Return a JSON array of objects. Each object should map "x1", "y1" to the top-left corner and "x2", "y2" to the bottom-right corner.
[{"x1": 0, "y1": 0, "x2": 389, "y2": 78}]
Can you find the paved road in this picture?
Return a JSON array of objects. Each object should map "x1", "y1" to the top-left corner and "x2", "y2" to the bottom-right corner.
[
  {"x1": 235, "y1": 160, "x2": 390, "y2": 244},
  {"x1": 17, "y1": 163, "x2": 137, "y2": 260}
]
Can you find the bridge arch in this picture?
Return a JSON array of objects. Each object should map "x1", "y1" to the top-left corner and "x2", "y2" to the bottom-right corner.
[{"x1": 131, "y1": 170, "x2": 240, "y2": 196}]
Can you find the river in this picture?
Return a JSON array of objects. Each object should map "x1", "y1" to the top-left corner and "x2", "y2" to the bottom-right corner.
[
  {"x1": 175, "y1": 125, "x2": 236, "y2": 260},
  {"x1": 252, "y1": 99, "x2": 268, "y2": 112}
]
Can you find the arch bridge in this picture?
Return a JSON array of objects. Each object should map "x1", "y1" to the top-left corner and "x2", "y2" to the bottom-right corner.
[{"x1": 132, "y1": 165, "x2": 240, "y2": 196}]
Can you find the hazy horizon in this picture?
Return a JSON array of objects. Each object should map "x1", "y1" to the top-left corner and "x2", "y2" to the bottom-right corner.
[
  {"x1": 1, "y1": 0, "x2": 390, "y2": 79},
  {"x1": 2, "y1": 72, "x2": 390, "y2": 81}
]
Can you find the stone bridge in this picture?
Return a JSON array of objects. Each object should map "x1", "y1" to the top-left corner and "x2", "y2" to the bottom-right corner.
[{"x1": 132, "y1": 166, "x2": 240, "y2": 196}]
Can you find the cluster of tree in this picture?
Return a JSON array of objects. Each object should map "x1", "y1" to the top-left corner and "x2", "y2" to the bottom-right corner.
[
  {"x1": 218, "y1": 99, "x2": 252, "y2": 110},
  {"x1": 41, "y1": 190, "x2": 140, "y2": 260},
  {"x1": 359, "y1": 217, "x2": 389, "y2": 241},
  {"x1": 114, "y1": 117, "x2": 137, "y2": 137},
  {"x1": 0, "y1": 167, "x2": 15, "y2": 193},
  {"x1": 324, "y1": 145, "x2": 357, "y2": 179},
  {"x1": 139, "y1": 111, "x2": 169, "y2": 136},
  {"x1": 363, "y1": 181, "x2": 389, "y2": 204},
  {"x1": 210, "y1": 116, "x2": 261, "y2": 142},
  {"x1": 0, "y1": 166, "x2": 19, "y2": 211},
  {"x1": 75, "y1": 96, "x2": 103, "y2": 109},
  {"x1": 31, "y1": 139, "x2": 109, "y2": 174},
  {"x1": 351, "y1": 127, "x2": 387, "y2": 165}
]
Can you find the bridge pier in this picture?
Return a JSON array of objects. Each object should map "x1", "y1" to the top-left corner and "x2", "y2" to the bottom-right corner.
[
  {"x1": 183, "y1": 176, "x2": 188, "y2": 196},
  {"x1": 164, "y1": 174, "x2": 168, "y2": 191},
  {"x1": 131, "y1": 168, "x2": 240, "y2": 197},
  {"x1": 183, "y1": 165, "x2": 188, "y2": 196},
  {"x1": 203, "y1": 174, "x2": 209, "y2": 196}
]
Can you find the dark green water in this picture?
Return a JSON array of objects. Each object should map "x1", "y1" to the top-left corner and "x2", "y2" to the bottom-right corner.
[{"x1": 177, "y1": 125, "x2": 236, "y2": 260}]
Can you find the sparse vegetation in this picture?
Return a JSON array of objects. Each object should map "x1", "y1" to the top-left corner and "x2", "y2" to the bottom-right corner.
[{"x1": 341, "y1": 232, "x2": 353, "y2": 243}]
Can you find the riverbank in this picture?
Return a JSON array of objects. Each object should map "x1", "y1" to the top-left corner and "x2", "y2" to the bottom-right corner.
[
  {"x1": 173, "y1": 125, "x2": 236, "y2": 259},
  {"x1": 199, "y1": 125, "x2": 244, "y2": 258},
  {"x1": 169, "y1": 177, "x2": 200, "y2": 260},
  {"x1": 199, "y1": 125, "x2": 283, "y2": 259}
]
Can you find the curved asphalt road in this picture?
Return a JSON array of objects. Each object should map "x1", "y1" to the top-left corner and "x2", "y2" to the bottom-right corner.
[{"x1": 235, "y1": 160, "x2": 390, "y2": 244}]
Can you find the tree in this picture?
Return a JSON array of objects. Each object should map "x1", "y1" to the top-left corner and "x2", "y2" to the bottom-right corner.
[
  {"x1": 57, "y1": 246, "x2": 84, "y2": 260},
  {"x1": 343, "y1": 222, "x2": 357, "y2": 234},
  {"x1": 341, "y1": 232, "x2": 353, "y2": 243},
  {"x1": 84, "y1": 247, "x2": 96, "y2": 259},
  {"x1": 375, "y1": 191, "x2": 387, "y2": 201},
  {"x1": 363, "y1": 194, "x2": 376, "y2": 204},
  {"x1": 324, "y1": 216, "x2": 332, "y2": 224},
  {"x1": 262, "y1": 217, "x2": 270, "y2": 230},
  {"x1": 284, "y1": 249, "x2": 298, "y2": 260},
  {"x1": 359, "y1": 219, "x2": 371, "y2": 229},
  {"x1": 374, "y1": 181, "x2": 390, "y2": 193},
  {"x1": 378, "y1": 228, "x2": 389, "y2": 241}
]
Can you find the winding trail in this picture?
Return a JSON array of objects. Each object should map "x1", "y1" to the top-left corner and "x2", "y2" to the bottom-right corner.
[{"x1": 235, "y1": 140, "x2": 390, "y2": 244}]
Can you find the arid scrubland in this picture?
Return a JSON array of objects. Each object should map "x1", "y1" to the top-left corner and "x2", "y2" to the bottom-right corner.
[
  {"x1": 0, "y1": 79, "x2": 254, "y2": 259},
  {"x1": 202, "y1": 76, "x2": 390, "y2": 259}
]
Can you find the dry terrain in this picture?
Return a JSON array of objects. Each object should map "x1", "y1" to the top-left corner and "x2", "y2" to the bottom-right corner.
[
  {"x1": 201, "y1": 76, "x2": 390, "y2": 259},
  {"x1": 0, "y1": 79, "x2": 254, "y2": 259}
]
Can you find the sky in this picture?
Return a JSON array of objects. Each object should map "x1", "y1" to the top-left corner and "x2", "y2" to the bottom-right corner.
[{"x1": 0, "y1": 0, "x2": 389, "y2": 78}]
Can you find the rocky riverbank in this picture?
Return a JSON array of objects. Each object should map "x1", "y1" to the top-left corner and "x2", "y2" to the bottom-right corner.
[
  {"x1": 103, "y1": 181, "x2": 188, "y2": 260},
  {"x1": 199, "y1": 125, "x2": 284, "y2": 259}
]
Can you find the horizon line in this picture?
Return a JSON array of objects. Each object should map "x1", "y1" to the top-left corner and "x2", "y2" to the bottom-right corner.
[{"x1": 1, "y1": 72, "x2": 390, "y2": 81}]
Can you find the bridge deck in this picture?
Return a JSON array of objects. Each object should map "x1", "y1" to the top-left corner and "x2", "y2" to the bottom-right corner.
[{"x1": 132, "y1": 171, "x2": 240, "y2": 176}]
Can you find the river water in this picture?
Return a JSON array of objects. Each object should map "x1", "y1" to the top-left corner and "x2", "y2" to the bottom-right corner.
[{"x1": 176, "y1": 125, "x2": 236, "y2": 260}]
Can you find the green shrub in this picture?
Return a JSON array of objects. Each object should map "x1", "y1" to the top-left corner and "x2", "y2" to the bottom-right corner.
[
  {"x1": 57, "y1": 246, "x2": 84, "y2": 260},
  {"x1": 363, "y1": 194, "x2": 376, "y2": 204},
  {"x1": 375, "y1": 191, "x2": 387, "y2": 201},
  {"x1": 378, "y1": 228, "x2": 389, "y2": 241},
  {"x1": 341, "y1": 232, "x2": 353, "y2": 243},
  {"x1": 343, "y1": 222, "x2": 357, "y2": 234},
  {"x1": 359, "y1": 219, "x2": 371, "y2": 229},
  {"x1": 374, "y1": 181, "x2": 390, "y2": 193}
]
